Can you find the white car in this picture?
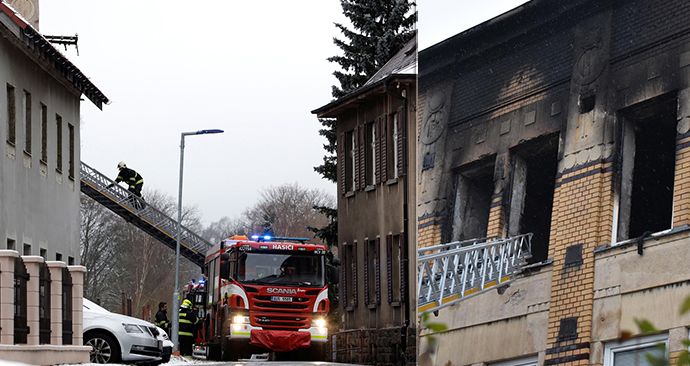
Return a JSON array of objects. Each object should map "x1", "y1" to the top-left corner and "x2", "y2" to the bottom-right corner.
[
  {"x1": 155, "y1": 326, "x2": 174, "y2": 363},
  {"x1": 83, "y1": 298, "x2": 163, "y2": 364}
]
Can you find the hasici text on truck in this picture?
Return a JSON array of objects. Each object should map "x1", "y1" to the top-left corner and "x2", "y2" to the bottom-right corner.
[{"x1": 194, "y1": 235, "x2": 337, "y2": 361}]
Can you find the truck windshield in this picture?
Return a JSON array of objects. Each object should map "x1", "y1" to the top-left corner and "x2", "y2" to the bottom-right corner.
[{"x1": 236, "y1": 252, "x2": 324, "y2": 287}]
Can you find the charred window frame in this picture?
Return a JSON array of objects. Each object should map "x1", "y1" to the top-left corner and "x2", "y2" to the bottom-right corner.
[
  {"x1": 507, "y1": 134, "x2": 559, "y2": 264},
  {"x1": 6, "y1": 83, "x2": 16, "y2": 145},
  {"x1": 345, "y1": 130, "x2": 355, "y2": 193},
  {"x1": 451, "y1": 156, "x2": 496, "y2": 241},
  {"x1": 614, "y1": 94, "x2": 677, "y2": 241}
]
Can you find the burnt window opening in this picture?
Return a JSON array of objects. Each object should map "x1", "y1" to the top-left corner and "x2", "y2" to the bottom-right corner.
[
  {"x1": 617, "y1": 95, "x2": 677, "y2": 240},
  {"x1": 451, "y1": 158, "x2": 495, "y2": 241},
  {"x1": 579, "y1": 93, "x2": 595, "y2": 114},
  {"x1": 344, "y1": 130, "x2": 355, "y2": 192},
  {"x1": 509, "y1": 134, "x2": 559, "y2": 264}
]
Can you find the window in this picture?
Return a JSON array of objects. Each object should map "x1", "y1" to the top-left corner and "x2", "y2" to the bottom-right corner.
[
  {"x1": 345, "y1": 130, "x2": 355, "y2": 192},
  {"x1": 386, "y1": 234, "x2": 401, "y2": 304},
  {"x1": 365, "y1": 122, "x2": 376, "y2": 186},
  {"x1": 40, "y1": 104, "x2": 47, "y2": 163},
  {"x1": 23, "y1": 244, "x2": 31, "y2": 255},
  {"x1": 364, "y1": 238, "x2": 379, "y2": 306},
  {"x1": 508, "y1": 134, "x2": 559, "y2": 263},
  {"x1": 55, "y1": 253, "x2": 62, "y2": 261},
  {"x1": 23, "y1": 91, "x2": 31, "y2": 154},
  {"x1": 6, "y1": 84, "x2": 15, "y2": 145},
  {"x1": 55, "y1": 114, "x2": 62, "y2": 172},
  {"x1": 68, "y1": 123, "x2": 75, "y2": 179},
  {"x1": 68, "y1": 256, "x2": 74, "y2": 265},
  {"x1": 39, "y1": 248, "x2": 46, "y2": 259},
  {"x1": 604, "y1": 334, "x2": 667, "y2": 366},
  {"x1": 616, "y1": 95, "x2": 676, "y2": 241},
  {"x1": 451, "y1": 158, "x2": 495, "y2": 241},
  {"x1": 7, "y1": 238, "x2": 15, "y2": 250},
  {"x1": 388, "y1": 113, "x2": 399, "y2": 179},
  {"x1": 344, "y1": 242, "x2": 357, "y2": 308}
]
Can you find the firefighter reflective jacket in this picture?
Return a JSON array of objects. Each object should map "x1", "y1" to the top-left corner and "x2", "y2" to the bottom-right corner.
[
  {"x1": 115, "y1": 168, "x2": 143, "y2": 189},
  {"x1": 178, "y1": 307, "x2": 197, "y2": 338},
  {"x1": 155, "y1": 310, "x2": 170, "y2": 330}
]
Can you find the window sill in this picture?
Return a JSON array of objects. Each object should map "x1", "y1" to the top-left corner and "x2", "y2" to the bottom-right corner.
[
  {"x1": 365, "y1": 185, "x2": 376, "y2": 192},
  {"x1": 345, "y1": 191, "x2": 355, "y2": 198},
  {"x1": 386, "y1": 178, "x2": 398, "y2": 186},
  {"x1": 345, "y1": 305, "x2": 355, "y2": 312},
  {"x1": 39, "y1": 159, "x2": 47, "y2": 166},
  {"x1": 55, "y1": 168, "x2": 62, "y2": 175},
  {"x1": 68, "y1": 175, "x2": 75, "y2": 181},
  {"x1": 23, "y1": 150, "x2": 31, "y2": 157},
  {"x1": 367, "y1": 303, "x2": 377, "y2": 310},
  {"x1": 390, "y1": 301, "x2": 401, "y2": 308},
  {"x1": 6, "y1": 140, "x2": 15, "y2": 147}
]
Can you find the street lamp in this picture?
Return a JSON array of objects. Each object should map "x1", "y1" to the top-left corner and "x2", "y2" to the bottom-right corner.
[{"x1": 171, "y1": 129, "x2": 224, "y2": 353}]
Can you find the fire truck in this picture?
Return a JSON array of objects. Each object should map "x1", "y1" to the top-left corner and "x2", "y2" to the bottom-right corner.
[{"x1": 193, "y1": 235, "x2": 335, "y2": 361}]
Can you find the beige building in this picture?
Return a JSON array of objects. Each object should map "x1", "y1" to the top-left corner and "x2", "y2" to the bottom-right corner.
[
  {"x1": 0, "y1": 0, "x2": 106, "y2": 363},
  {"x1": 418, "y1": 0, "x2": 690, "y2": 365}
]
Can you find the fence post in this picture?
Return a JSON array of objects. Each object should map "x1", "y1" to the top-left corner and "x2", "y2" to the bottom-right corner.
[
  {"x1": 0, "y1": 250, "x2": 19, "y2": 344},
  {"x1": 47, "y1": 261, "x2": 66, "y2": 345},
  {"x1": 67, "y1": 266, "x2": 86, "y2": 346},
  {"x1": 22, "y1": 255, "x2": 44, "y2": 345}
]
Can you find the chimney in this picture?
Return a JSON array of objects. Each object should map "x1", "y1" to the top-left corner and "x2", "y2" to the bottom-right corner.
[{"x1": 7, "y1": 0, "x2": 39, "y2": 30}]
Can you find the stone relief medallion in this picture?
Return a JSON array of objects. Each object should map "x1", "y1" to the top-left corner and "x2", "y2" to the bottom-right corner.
[
  {"x1": 576, "y1": 27, "x2": 606, "y2": 85},
  {"x1": 421, "y1": 90, "x2": 447, "y2": 145},
  {"x1": 9, "y1": 0, "x2": 36, "y2": 21}
]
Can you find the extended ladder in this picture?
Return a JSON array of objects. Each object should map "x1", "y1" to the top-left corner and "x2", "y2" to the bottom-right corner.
[
  {"x1": 417, "y1": 234, "x2": 532, "y2": 315},
  {"x1": 80, "y1": 162, "x2": 212, "y2": 267}
]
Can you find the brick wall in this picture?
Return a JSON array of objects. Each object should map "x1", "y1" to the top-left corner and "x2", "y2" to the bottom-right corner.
[{"x1": 329, "y1": 327, "x2": 416, "y2": 365}]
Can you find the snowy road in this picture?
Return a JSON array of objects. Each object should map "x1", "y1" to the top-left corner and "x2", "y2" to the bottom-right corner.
[{"x1": 61, "y1": 355, "x2": 363, "y2": 366}]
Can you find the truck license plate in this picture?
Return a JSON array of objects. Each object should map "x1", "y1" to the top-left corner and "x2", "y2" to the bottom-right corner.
[{"x1": 271, "y1": 296, "x2": 293, "y2": 302}]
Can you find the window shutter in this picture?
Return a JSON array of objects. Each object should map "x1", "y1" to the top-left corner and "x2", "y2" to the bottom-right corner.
[
  {"x1": 375, "y1": 237, "x2": 381, "y2": 305},
  {"x1": 363, "y1": 240, "x2": 370, "y2": 305},
  {"x1": 381, "y1": 115, "x2": 388, "y2": 182},
  {"x1": 338, "y1": 132, "x2": 345, "y2": 195},
  {"x1": 375, "y1": 117, "x2": 382, "y2": 184},
  {"x1": 353, "y1": 242, "x2": 358, "y2": 306},
  {"x1": 358, "y1": 126, "x2": 366, "y2": 190},
  {"x1": 386, "y1": 235, "x2": 393, "y2": 303},
  {"x1": 397, "y1": 107, "x2": 404, "y2": 177}
]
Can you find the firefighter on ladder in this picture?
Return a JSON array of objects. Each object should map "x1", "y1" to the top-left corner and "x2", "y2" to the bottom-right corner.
[
  {"x1": 178, "y1": 299, "x2": 197, "y2": 356},
  {"x1": 108, "y1": 161, "x2": 145, "y2": 209}
]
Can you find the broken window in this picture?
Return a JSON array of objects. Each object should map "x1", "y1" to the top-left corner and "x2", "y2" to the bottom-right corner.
[
  {"x1": 616, "y1": 95, "x2": 676, "y2": 240},
  {"x1": 344, "y1": 130, "x2": 355, "y2": 192},
  {"x1": 451, "y1": 157, "x2": 495, "y2": 241},
  {"x1": 508, "y1": 134, "x2": 559, "y2": 263}
]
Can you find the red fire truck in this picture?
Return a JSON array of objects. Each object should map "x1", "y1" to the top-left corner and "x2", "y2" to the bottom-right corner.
[{"x1": 194, "y1": 235, "x2": 334, "y2": 361}]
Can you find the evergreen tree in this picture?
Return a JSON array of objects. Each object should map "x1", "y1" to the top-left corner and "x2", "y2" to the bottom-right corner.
[{"x1": 329, "y1": 0, "x2": 417, "y2": 99}]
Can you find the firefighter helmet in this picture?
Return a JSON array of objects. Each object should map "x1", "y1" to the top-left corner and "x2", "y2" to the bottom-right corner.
[
  {"x1": 117, "y1": 161, "x2": 127, "y2": 170},
  {"x1": 181, "y1": 299, "x2": 192, "y2": 309}
]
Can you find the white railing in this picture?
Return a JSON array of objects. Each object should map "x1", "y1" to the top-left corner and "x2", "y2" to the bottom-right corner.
[{"x1": 417, "y1": 234, "x2": 532, "y2": 315}]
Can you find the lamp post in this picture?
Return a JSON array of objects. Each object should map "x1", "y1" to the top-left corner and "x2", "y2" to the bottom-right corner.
[{"x1": 171, "y1": 129, "x2": 223, "y2": 353}]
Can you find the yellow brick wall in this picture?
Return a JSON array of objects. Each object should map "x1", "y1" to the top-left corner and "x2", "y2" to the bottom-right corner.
[
  {"x1": 673, "y1": 137, "x2": 690, "y2": 227},
  {"x1": 486, "y1": 196, "x2": 505, "y2": 238},
  {"x1": 417, "y1": 217, "x2": 443, "y2": 249},
  {"x1": 545, "y1": 161, "x2": 614, "y2": 364}
]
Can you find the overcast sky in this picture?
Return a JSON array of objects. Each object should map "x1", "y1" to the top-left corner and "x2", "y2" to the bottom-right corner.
[
  {"x1": 40, "y1": 1, "x2": 346, "y2": 226},
  {"x1": 38, "y1": 1, "x2": 528, "y2": 227}
]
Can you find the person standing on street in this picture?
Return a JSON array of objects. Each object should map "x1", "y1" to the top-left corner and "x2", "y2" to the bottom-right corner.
[
  {"x1": 178, "y1": 299, "x2": 197, "y2": 356},
  {"x1": 154, "y1": 302, "x2": 170, "y2": 336}
]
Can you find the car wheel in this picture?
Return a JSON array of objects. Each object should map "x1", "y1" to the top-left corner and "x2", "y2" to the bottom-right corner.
[{"x1": 84, "y1": 331, "x2": 121, "y2": 364}]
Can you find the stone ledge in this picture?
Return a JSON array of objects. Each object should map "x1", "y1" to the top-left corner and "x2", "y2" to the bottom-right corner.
[{"x1": 0, "y1": 344, "x2": 90, "y2": 365}]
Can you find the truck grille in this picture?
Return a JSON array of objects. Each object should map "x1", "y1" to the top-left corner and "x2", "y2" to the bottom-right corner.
[
  {"x1": 253, "y1": 296, "x2": 310, "y2": 311},
  {"x1": 250, "y1": 313, "x2": 310, "y2": 330}
]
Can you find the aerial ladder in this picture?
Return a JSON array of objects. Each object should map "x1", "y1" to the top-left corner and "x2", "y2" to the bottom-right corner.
[
  {"x1": 80, "y1": 162, "x2": 212, "y2": 267},
  {"x1": 417, "y1": 233, "x2": 532, "y2": 315}
]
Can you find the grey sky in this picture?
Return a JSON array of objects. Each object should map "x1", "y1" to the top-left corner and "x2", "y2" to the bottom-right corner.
[
  {"x1": 419, "y1": 0, "x2": 529, "y2": 50},
  {"x1": 39, "y1": 1, "x2": 344, "y2": 226}
]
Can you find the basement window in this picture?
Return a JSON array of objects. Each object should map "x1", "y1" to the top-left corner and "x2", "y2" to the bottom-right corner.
[
  {"x1": 508, "y1": 134, "x2": 559, "y2": 263},
  {"x1": 7, "y1": 238, "x2": 15, "y2": 250},
  {"x1": 451, "y1": 157, "x2": 495, "y2": 241},
  {"x1": 616, "y1": 95, "x2": 676, "y2": 240}
]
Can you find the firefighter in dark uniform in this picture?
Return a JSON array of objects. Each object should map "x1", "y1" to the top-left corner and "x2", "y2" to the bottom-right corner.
[
  {"x1": 109, "y1": 162, "x2": 145, "y2": 209},
  {"x1": 178, "y1": 299, "x2": 197, "y2": 356},
  {"x1": 154, "y1": 302, "x2": 170, "y2": 336}
]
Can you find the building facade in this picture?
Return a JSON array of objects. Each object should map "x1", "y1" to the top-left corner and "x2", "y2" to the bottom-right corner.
[
  {"x1": 0, "y1": 0, "x2": 107, "y2": 264},
  {"x1": 313, "y1": 36, "x2": 417, "y2": 365},
  {"x1": 418, "y1": 0, "x2": 690, "y2": 365}
]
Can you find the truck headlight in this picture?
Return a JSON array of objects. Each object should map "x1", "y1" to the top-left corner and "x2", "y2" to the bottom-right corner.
[
  {"x1": 314, "y1": 317, "x2": 327, "y2": 328},
  {"x1": 232, "y1": 315, "x2": 249, "y2": 324},
  {"x1": 123, "y1": 323, "x2": 143, "y2": 333}
]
